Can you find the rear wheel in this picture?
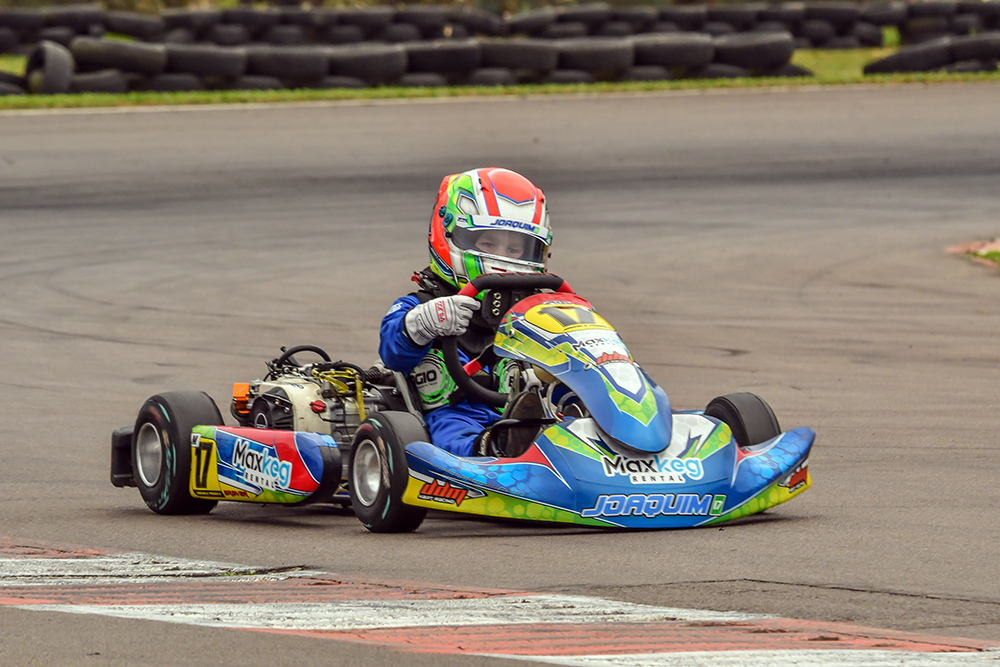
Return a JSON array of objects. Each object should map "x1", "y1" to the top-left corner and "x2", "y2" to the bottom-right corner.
[
  {"x1": 132, "y1": 391, "x2": 222, "y2": 515},
  {"x1": 349, "y1": 412, "x2": 428, "y2": 533},
  {"x1": 705, "y1": 392, "x2": 781, "y2": 448}
]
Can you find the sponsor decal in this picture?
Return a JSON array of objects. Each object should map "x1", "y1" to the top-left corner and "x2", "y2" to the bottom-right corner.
[
  {"x1": 487, "y1": 218, "x2": 538, "y2": 233},
  {"x1": 435, "y1": 300, "x2": 448, "y2": 323},
  {"x1": 601, "y1": 454, "x2": 704, "y2": 485},
  {"x1": 582, "y1": 493, "x2": 726, "y2": 519},
  {"x1": 779, "y1": 461, "x2": 809, "y2": 493},
  {"x1": 417, "y1": 479, "x2": 472, "y2": 506},
  {"x1": 223, "y1": 489, "x2": 249, "y2": 498},
  {"x1": 232, "y1": 438, "x2": 292, "y2": 491},
  {"x1": 386, "y1": 301, "x2": 405, "y2": 315}
]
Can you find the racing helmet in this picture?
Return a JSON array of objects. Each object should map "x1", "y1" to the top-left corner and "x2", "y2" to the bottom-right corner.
[{"x1": 428, "y1": 168, "x2": 552, "y2": 288}]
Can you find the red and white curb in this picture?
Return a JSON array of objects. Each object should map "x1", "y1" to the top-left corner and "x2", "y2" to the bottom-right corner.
[{"x1": 1, "y1": 538, "x2": 997, "y2": 665}]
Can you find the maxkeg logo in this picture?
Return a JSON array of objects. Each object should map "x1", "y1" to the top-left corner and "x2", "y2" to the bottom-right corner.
[
  {"x1": 601, "y1": 454, "x2": 705, "y2": 484},
  {"x1": 232, "y1": 438, "x2": 292, "y2": 490}
]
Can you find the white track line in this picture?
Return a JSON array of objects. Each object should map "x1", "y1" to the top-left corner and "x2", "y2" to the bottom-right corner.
[
  {"x1": 495, "y1": 649, "x2": 1000, "y2": 667},
  {"x1": 0, "y1": 554, "x2": 309, "y2": 585},
  {"x1": 14, "y1": 595, "x2": 764, "y2": 631}
]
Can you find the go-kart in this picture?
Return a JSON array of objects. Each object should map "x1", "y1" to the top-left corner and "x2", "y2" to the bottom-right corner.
[{"x1": 110, "y1": 273, "x2": 814, "y2": 532}]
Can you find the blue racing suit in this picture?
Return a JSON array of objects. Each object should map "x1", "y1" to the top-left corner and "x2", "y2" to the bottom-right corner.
[{"x1": 379, "y1": 283, "x2": 500, "y2": 458}]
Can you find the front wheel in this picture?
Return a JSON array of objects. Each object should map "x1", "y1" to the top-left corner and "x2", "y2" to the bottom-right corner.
[
  {"x1": 132, "y1": 391, "x2": 222, "y2": 515},
  {"x1": 349, "y1": 412, "x2": 428, "y2": 533},
  {"x1": 705, "y1": 392, "x2": 781, "y2": 448}
]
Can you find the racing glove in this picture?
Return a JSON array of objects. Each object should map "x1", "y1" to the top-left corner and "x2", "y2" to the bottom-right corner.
[{"x1": 404, "y1": 295, "x2": 481, "y2": 347}]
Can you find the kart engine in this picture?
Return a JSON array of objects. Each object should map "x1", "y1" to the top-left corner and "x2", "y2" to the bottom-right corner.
[{"x1": 231, "y1": 359, "x2": 399, "y2": 449}]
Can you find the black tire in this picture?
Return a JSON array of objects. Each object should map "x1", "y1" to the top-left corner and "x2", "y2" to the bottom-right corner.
[
  {"x1": 941, "y1": 58, "x2": 997, "y2": 72},
  {"x1": 207, "y1": 24, "x2": 250, "y2": 47},
  {"x1": 952, "y1": 32, "x2": 1000, "y2": 61},
  {"x1": 595, "y1": 21, "x2": 634, "y2": 37},
  {"x1": 659, "y1": 5, "x2": 707, "y2": 31},
  {"x1": 688, "y1": 63, "x2": 750, "y2": 79},
  {"x1": 826, "y1": 35, "x2": 862, "y2": 49},
  {"x1": 449, "y1": 7, "x2": 504, "y2": 37},
  {"x1": 44, "y1": 5, "x2": 104, "y2": 31},
  {"x1": 863, "y1": 36, "x2": 953, "y2": 73},
  {"x1": 707, "y1": 5, "x2": 760, "y2": 31},
  {"x1": 853, "y1": 21, "x2": 885, "y2": 47},
  {"x1": 26, "y1": 40, "x2": 74, "y2": 94},
  {"x1": 506, "y1": 8, "x2": 556, "y2": 36},
  {"x1": 545, "y1": 68, "x2": 594, "y2": 83},
  {"x1": 463, "y1": 66, "x2": 516, "y2": 86},
  {"x1": 396, "y1": 6, "x2": 448, "y2": 33},
  {"x1": 246, "y1": 45, "x2": 328, "y2": 81},
  {"x1": 0, "y1": 27, "x2": 18, "y2": 54},
  {"x1": 0, "y1": 81, "x2": 25, "y2": 95},
  {"x1": 37, "y1": 26, "x2": 77, "y2": 48},
  {"x1": 0, "y1": 70, "x2": 26, "y2": 89},
  {"x1": 542, "y1": 22, "x2": 589, "y2": 39},
  {"x1": 633, "y1": 33, "x2": 713, "y2": 68},
  {"x1": 338, "y1": 7, "x2": 395, "y2": 33},
  {"x1": 378, "y1": 23, "x2": 422, "y2": 43},
  {"x1": 70, "y1": 36, "x2": 167, "y2": 75},
  {"x1": 908, "y1": 1, "x2": 956, "y2": 18},
  {"x1": 480, "y1": 39, "x2": 558, "y2": 71},
  {"x1": 105, "y1": 11, "x2": 164, "y2": 42},
  {"x1": 557, "y1": 3, "x2": 612, "y2": 29},
  {"x1": 220, "y1": 8, "x2": 281, "y2": 36},
  {"x1": 612, "y1": 6, "x2": 658, "y2": 31},
  {"x1": 0, "y1": 9, "x2": 45, "y2": 33},
  {"x1": 396, "y1": 72, "x2": 447, "y2": 87},
  {"x1": 804, "y1": 1, "x2": 862, "y2": 30},
  {"x1": 164, "y1": 28, "x2": 195, "y2": 45},
  {"x1": 768, "y1": 62, "x2": 815, "y2": 77},
  {"x1": 760, "y1": 4, "x2": 806, "y2": 24},
  {"x1": 557, "y1": 37, "x2": 634, "y2": 74},
  {"x1": 167, "y1": 44, "x2": 247, "y2": 77},
  {"x1": 753, "y1": 21, "x2": 793, "y2": 34},
  {"x1": 405, "y1": 39, "x2": 480, "y2": 73},
  {"x1": 323, "y1": 25, "x2": 365, "y2": 45},
  {"x1": 713, "y1": 32, "x2": 794, "y2": 70},
  {"x1": 802, "y1": 19, "x2": 836, "y2": 46},
  {"x1": 620, "y1": 64, "x2": 671, "y2": 81},
  {"x1": 132, "y1": 391, "x2": 221, "y2": 515},
  {"x1": 952, "y1": 14, "x2": 981, "y2": 35},
  {"x1": 327, "y1": 43, "x2": 407, "y2": 84},
  {"x1": 705, "y1": 393, "x2": 781, "y2": 449},
  {"x1": 70, "y1": 68, "x2": 127, "y2": 93},
  {"x1": 650, "y1": 22, "x2": 681, "y2": 33},
  {"x1": 349, "y1": 413, "x2": 428, "y2": 533},
  {"x1": 703, "y1": 21, "x2": 737, "y2": 37},
  {"x1": 861, "y1": 1, "x2": 908, "y2": 26},
  {"x1": 161, "y1": 9, "x2": 222, "y2": 33},
  {"x1": 263, "y1": 24, "x2": 307, "y2": 46},
  {"x1": 315, "y1": 75, "x2": 368, "y2": 88},
  {"x1": 223, "y1": 74, "x2": 285, "y2": 90},
  {"x1": 131, "y1": 72, "x2": 206, "y2": 92}
]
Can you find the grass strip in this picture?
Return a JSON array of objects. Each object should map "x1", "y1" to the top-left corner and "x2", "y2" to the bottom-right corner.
[{"x1": 2, "y1": 48, "x2": 1000, "y2": 110}]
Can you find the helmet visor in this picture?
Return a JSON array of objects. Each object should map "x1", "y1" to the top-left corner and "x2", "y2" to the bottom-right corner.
[{"x1": 451, "y1": 227, "x2": 547, "y2": 264}]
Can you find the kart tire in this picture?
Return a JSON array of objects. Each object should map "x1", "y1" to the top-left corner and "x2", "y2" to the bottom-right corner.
[
  {"x1": 132, "y1": 391, "x2": 222, "y2": 515},
  {"x1": 659, "y1": 5, "x2": 707, "y2": 31},
  {"x1": 26, "y1": 41, "x2": 75, "y2": 94},
  {"x1": 705, "y1": 393, "x2": 781, "y2": 449},
  {"x1": 349, "y1": 412, "x2": 428, "y2": 533}
]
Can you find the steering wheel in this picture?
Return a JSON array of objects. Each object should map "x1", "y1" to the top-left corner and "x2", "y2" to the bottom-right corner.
[
  {"x1": 273, "y1": 344, "x2": 332, "y2": 368},
  {"x1": 440, "y1": 273, "x2": 574, "y2": 408}
]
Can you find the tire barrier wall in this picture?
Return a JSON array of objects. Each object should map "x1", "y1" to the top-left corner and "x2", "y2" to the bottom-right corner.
[
  {"x1": 863, "y1": 30, "x2": 1000, "y2": 72},
  {"x1": 2, "y1": 2, "x2": 999, "y2": 57},
  {"x1": 3, "y1": 32, "x2": 807, "y2": 95}
]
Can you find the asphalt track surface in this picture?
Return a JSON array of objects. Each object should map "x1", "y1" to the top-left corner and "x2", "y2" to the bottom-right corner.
[{"x1": 1, "y1": 83, "x2": 1000, "y2": 665}]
